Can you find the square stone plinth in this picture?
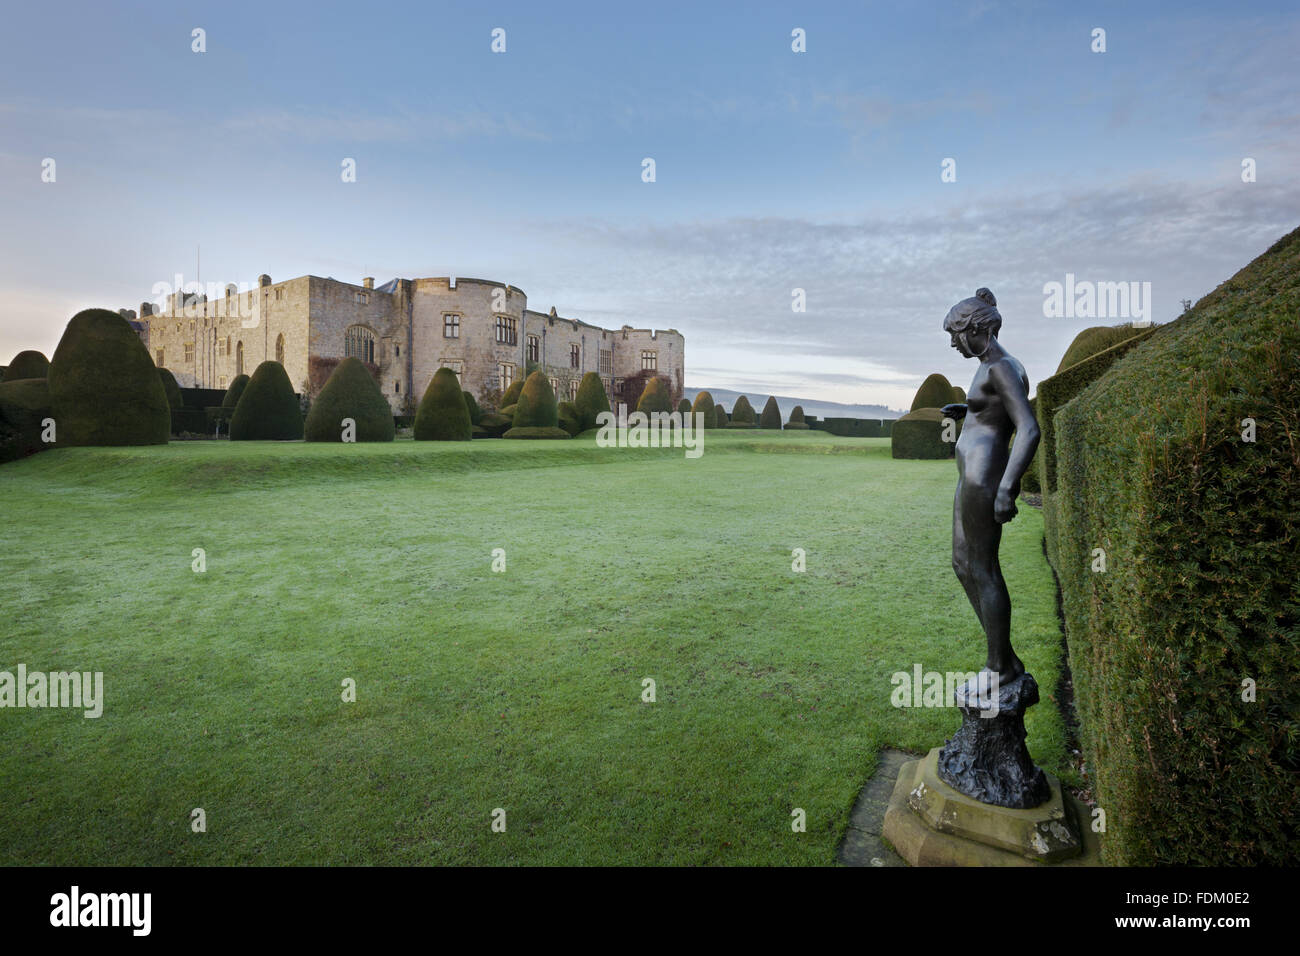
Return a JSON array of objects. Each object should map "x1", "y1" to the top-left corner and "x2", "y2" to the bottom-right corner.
[{"x1": 882, "y1": 749, "x2": 1103, "y2": 866}]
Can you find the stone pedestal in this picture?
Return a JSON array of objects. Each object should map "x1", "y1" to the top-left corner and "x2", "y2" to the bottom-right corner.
[{"x1": 936, "y1": 671, "x2": 1051, "y2": 810}]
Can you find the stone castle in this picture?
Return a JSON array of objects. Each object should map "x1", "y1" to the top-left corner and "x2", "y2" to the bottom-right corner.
[{"x1": 128, "y1": 274, "x2": 684, "y2": 411}]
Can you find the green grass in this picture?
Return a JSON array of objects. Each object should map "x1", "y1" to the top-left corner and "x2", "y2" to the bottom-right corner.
[{"x1": 0, "y1": 431, "x2": 1068, "y2": 865}]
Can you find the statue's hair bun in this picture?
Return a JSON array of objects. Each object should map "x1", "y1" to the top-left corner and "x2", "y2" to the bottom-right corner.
[{"x1": 975, "y1": 287, "x2": 996, "y2": 306}]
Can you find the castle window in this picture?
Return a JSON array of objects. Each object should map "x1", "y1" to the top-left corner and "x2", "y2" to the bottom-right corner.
[
  {"x1": 345, "y1": 325, "x2": 376, "y2": 364},
  {"x1": 570, "y1": 344, "x2": 580, "y2": 368},
  {"x1": 275, "y1": 289, "x2": 282, "y2": 301},
  {"x1": 275, "y1": 333, "x2": 285, "y2": 365},
  {"x1": 599, "y1": 349, "x2": 612, "y2": 376},
  {"x1": 498, "y1": 363, "x2": 515, "y2": 391},
  {"x1": 156, "y1": 348, "x2": 164, "y2": 366},
  {"x1": 395, "y1": 381, "x2": 400, "y2": 393},
  {"x1": 219, "y1": 376, "x2": 227, "y2": 388},
  {"x1": 495, "y1": 315, "x2": 517, "y2": 346},
  {"x1": 641, "y1": 350, "x2": 657, "y2": 371},
  {"x1": 184, "y1": 343, "x2": 194, "y2": 363},
  {"x1": 395, "y1": 345, "x2": 400, "y2": 358},
  {"x1": 354, "y1": 291, "x2": 369, "y2": 304},
  {"x1": 236, "y1": 341, "x2": 244, "y2": 376},
  {"x1": 569, "y1": 380, "x2": 578, "y2": 402},
  {"x1": 527, "y1": 335, "x2": 539, "y2": 363},
  {"x1": 602, "y1": 376, "x2": 612, "y2": 395},
  {"x1": 444, "y1": 314, "x2": 460, "y2": 338}
]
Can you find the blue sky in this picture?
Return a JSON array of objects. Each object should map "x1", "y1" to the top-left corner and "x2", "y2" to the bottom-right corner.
[{"x1": 1, "y1": 0, "x2": 1296, "y2": 407}]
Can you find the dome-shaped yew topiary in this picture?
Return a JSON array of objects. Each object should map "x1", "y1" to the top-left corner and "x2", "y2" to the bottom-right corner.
[
  {"x1": 558, "y1": 401, "x2": 582, "y2": 437},
  {"x1": 759, "y1": 396, "x2": 781, "y2": 429},
  {"x1": 677, "y1": 398, "x2": 691, "y2": 416},
  {"x1": 7, "y1": 350, "x2": 50, "y2": 380},
  {"x1": 691, "y1": 391, "x2": 717, "y2": 428},
  {"x1": 785, "y1": 404, "x2": 809, "y2": 430},
  {"x1": 222, "y1": 374, "x2": 250, "y2": 408},
  {"x1": 305, "y1": 356, "x2": 395, "y2": 442},
  {"x1": 0, "y1": 378, "x2": 53, "y2": 463},
  {"x1": 500, "y1": 378, "x2": 525, "y2": 408},
  {"x1": 505, "y1": 370, "x2": 569, "y2": 438},
  {"x1": 48, "y1": 309, "x2": 170, "y2": 446},
  {"x1": 911, "y1": 373, "x2": 954, "y2": 411},
  {"x1": 157, "y1": 367, "x2": 184, "y2": 411},
  {"x1": 714, "y1": 402, "x2": 728, "y2": 426},
  {"x1": 575, "y1": 371, "x2": 611, "y2": 430},
  {"x1": 728, "y1": 395, "x2": 756, "y2": 426},
  {"x1": 636, "y1": 376, "x2": 672, "y2": 414},
  {"x1": 462, "y1": 390, "x2": 482, "y2": 425},
  {"x1": 950, "y1": 386, "x2": 966, "y2": 403},
  {"x1": 229, "y1": 360, "x2": 303, "y2": 440},
  {"x1": 414, "y1": 367, "x2": 472, "y2": 441}
]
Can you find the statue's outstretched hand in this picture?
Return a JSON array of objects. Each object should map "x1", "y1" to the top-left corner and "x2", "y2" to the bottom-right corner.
[
  {"x1": 994, "y1": 488, "x2": 1018, "y2": 524},
  {"x1": 941, "y1": 403, "x2": 968, "y2": 420}
]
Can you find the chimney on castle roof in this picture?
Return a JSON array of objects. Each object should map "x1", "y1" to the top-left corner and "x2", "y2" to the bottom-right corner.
[
  {"x1": 363, "y1": 277, "x2": 374, "y2": 290},
  {"x1": 258, "y1": 274, "x2": 271, "y2": 287},
  {"x1": 139, "y1": 302, "x2": 154, "y2": 317}
]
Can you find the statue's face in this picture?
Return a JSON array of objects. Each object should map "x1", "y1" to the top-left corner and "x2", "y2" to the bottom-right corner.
[
  {"x1": 951, "y1": 326, "x2": 989, "y2": 358},
  {"x1": 950, "y1": 329, "x2": 975, "y2": 358}
]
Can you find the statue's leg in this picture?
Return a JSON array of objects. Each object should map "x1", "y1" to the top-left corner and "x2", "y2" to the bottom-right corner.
[
  {"x1": 959, "y1": 479, "x2": 1022, "y2": 682},
  {"x1": 951, "y1": 481, "x2": 986, "y2": 632}
]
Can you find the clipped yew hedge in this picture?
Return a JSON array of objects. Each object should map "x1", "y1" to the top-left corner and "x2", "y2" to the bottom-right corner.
[
  {"x1": 636, "y1": 376, "x2": 672, "y2": 414},
  {"x1": 784, "y1": 405, "x2": 809, "y2": 430},
  {"x1": 889, "y1": 407, "x2": 953, "y2": 459},
  {"x1": 229, "y1": 361, "x2": 303, "y2": 440},
  {"x1": 500, "y1": 378, "x2": 525, "y2": 408},
  {"x1": 1036, "y1": 325, "x2": 1159, "y2": 494},
  {"x1": 729, "y1": 395, "x2": 756, "y2": 426},
  {"x1": 1055, "y1": 323, "x2": 1150, "y2": 374},
  {"x1": 7, "y1": 350, "x2": 50, "y2": 380},
  {"x1": 157, "y1": 367, "x2": 183, "y2": 411},
  {"x1": 305, "y1": 356, "x2": 395, "y2": 442},
  {"x1": 463, "y1": 391, "x2": 482, "y2": 426},
  {"x1": 1051, "y1": 226, "x2": 1300, "y2": 865},
  {"x1": 759, "y1": 396, "x2": 781, "y2": 429},
  {"x1": 505, "y1": 370, "x2": 568, "y2": 439},
  {"x1": 558, "y1": 400, "x2": 582, "y2": 437},
  {"x1": 222, "y1": 374, "x2": 250, "y2": 408},
  {"x1": 414, "y1": 367, "x2": 472, "y2": 441},
  {"x1": 48, "y1": 309, "x2": 170, "y2": 446},
  {"x1": 0, "y1": 378, "x2": 52, "y2": 463}
]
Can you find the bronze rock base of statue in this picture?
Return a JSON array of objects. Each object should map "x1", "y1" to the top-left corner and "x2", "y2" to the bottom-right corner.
[{"x1": 936, "y1": 671, "x2": 1051, "y2": 810}]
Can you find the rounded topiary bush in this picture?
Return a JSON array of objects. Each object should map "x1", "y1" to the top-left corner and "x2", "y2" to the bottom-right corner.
[
  {"x1": 759, "y1": 395, "x2": 781, "y2": 429},
  {"x1": 727, "y1": 395, "x2": 756, "y2": 427},
  {"x1": 558, "y1": 400, "x2": 582, "y2": 437},
  {"x1": 0, "y1": 378, "x2": 53, "y2": 463},
  {"x1": 463, "y1": 390, "x2": 482, "y2": 425},
  {"x1": 890, "y1": 407, "x2": 955, "y2": 459},
  {"x1": 575, "y1": 371, "x2": 611, "y2": 430},
  {"x1": 715, "y1": 403, "x2": 728, "y2": 426},
  {"x1": 304, "y1": 356, "x2": 395, "y2": 442},
  {"x1": 500, "y1": 378, "x2": 525, "y2": 408},
  {"x1": 229, "y1": 360, "x2": 303, "y2": 440},
  {"x1": 911, "y1": 373, "x2": 954, "y2": 411},
  {"x1": 1056, "y1": 323, "x2": 1148, "y2": 373},
  {"x1": 636, "y1": 376, "x2": 672, "y2": 414},
  {"x1": 677, "y1": 398, "x2": 691, "y2": 416},
  {"x1": 414, "y1": 367, "x2": 472, "y2": 441},
  {"x1": 7, "y1": 350, "x2": 50, "y2": 381},
  {"x1": 785, "y1": 404, "x2": 809, "y2": 430},
  {"x1": 477, "y1": 411, "x2": 511, "y2": 437},
  {"x1": 951, "y1": 386, "x2": 967, "y2": 403},
  {"x1": 505, "y1": 370, "x2": 568, "y2": 439},
  {"x1": 222, "y1": 374, "x2": 250, "y2": 408},
  {"x1": 691, "y1": 391, "x2": 717, "y2": 428},
  {"x1": 48, "y1": 309, "x2": 170, "y2": 446},
  {"x1": 157, "y1": 367, "x2": 184, "y2": 411}
]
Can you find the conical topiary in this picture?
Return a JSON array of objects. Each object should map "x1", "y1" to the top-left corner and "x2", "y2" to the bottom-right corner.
[
  {"x1": 6, "y1": 350, "x2": 50, "y2": 380},
  {"x1": 691, "y1": 390, "x2": 717, "y2": 428},
  {"x1": 574, "y1": 371, "x2": 611, "y2": 431},
  {"x1": 157, "y1": 367, "x2": 184, "y2": 410},
  {"x1": 500, "y1": 377, "x2": 525, "y2": 408},
  {"x1": 463, "y1": 390, "x2": 482, "y2": 426},
  {"x1": 715, "y1": 403, "x2": 728, "y2": 426},
  {"x1": 911, "y1": 373, "x2": 954, "y2": 411},
  {"x1": 229, "y1": 360, "x2": 303, "y2": 440},
  {"x1": 505, "y1": 370, "x2": 569, "y2": 439},
  {"x1": 785, "y1": 404, "x2": 809, "y2": 430},
  {"x1": 759, "y1": 396, "x2": 781, "y2": 429},
  {"x1": 48, "y1": 309, "x2": 170, "y2": 446},
  {"x1": 414, "y1": 367, "x2": 472, "y2": 441},
  {"x1": 636, "y1": 376, "x2": 672, "y2": 414},
  {"x1": 729, "y1": 395, "x2": 756, "y2": 426},
  {"x1": 222, "y1": 374, "x2": 250, "y2": 408},
  {"x1": 305, "y1": 356, "x2": 395, "y2": 442}
]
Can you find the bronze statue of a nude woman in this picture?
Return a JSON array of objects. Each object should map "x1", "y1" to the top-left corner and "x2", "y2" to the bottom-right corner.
[{"x1": 939, "y1": 288, "x2": 1040, "y2": 685}]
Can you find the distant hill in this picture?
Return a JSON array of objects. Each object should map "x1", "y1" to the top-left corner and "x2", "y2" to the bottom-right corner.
[{"x1": 682, "y1": 387, "x2": 903, "y2": 421}]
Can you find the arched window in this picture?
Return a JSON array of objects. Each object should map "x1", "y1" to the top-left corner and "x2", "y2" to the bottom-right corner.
[
  {"x1": 236, "y1": 341, "x2": 244, "y2": 376},
  {"x1": 345, "y1": 325, "x2": 376, "y2": 364},
  {"x1": 275, "y1": 333, "x2": 285, "y2": 365}
]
